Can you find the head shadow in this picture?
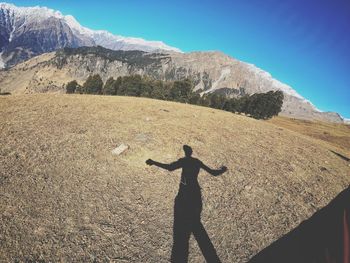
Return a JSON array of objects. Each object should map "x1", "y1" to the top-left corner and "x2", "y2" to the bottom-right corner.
[{"x1": 183, "y1": 145, "x2": 193, "y2": 157}]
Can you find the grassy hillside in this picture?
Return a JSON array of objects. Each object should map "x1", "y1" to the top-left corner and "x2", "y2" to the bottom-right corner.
[
  {"x1": 1, "y1": 94, "x2": 349, "y2": 262},
  {"x1": 269, "y1": 116, "x2": 350, "y2": 156}
]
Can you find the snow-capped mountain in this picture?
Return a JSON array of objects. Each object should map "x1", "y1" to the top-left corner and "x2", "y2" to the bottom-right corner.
[
  {"x1": 64, "y1": 15, "x2": 180, "y2": 52},
  {"x1": 0, "y1": 2, "x2": 180, "y2": 67},
  {"x1": 0, "y1": 3, "x2": 346, "y2": 123}
]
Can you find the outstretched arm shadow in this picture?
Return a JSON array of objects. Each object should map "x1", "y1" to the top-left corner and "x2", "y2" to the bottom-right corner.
[
  {"x1": 146, "y1": 159, "x2": 182, "y2": 171},
  {"x1": 201, "y1": 162, "x2": 227, "y2": 176}
]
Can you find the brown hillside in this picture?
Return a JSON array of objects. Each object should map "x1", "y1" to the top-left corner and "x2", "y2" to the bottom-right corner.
[
  {"x1": 269, "y1": 116, "x2": 350, "y2": 157},
  {"x1": 1, "y1": 94, "x2": 349, "y2": 262}
]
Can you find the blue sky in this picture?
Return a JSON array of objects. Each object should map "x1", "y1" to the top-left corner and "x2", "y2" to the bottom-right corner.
[{"x1": 6, "y1": 0, "x2": 350, "y2": 118}]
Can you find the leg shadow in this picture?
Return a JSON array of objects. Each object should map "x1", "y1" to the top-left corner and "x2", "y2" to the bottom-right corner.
[
  {"x1": 192, "y1": 221, "x2": 221, "y2": 262},
  {"x1": 171, "y1": 189, "x2": 221, "y2": 263}
]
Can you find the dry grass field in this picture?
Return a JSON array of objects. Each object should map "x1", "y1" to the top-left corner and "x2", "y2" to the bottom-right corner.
[
  {"x1": 269, "y1": 116, "x2": 350, "y2": 157},
  {"x1": 1, "y1": 94, "x2": 349, "y2": 262}
]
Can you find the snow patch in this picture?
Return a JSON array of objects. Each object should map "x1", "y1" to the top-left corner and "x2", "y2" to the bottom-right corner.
[
  {"x1": 0, "y1": 3, "x2": 16, "y2": 9},
  {"x1": 243, "y1": 62, "x2": 323, "y2": 112},
  {"x1": 0, "y1": 52, "x2": 5, "y2": 69},
  {"x1": 63, "y1": 15, "x2": 94, "y2": 36},
  {"x1": 90, "y1": 30, "x2": 182, "y2": 53},
  {"x1": 343, "y1": 118, "x2": 350, "y2": 124},
  {"x1": 9, "y1": 25, "x2": 16, "y2": 42},
  {"x1": 244, "y1": 63, "x2": 304, "y2": 99}
]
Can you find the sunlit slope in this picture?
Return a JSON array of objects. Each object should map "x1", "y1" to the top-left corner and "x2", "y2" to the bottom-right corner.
[
  {"x1": 1, "y1": 94, "x2": 349, "y2": 262},
  {"x1": 269, "y1": 116, "x2": 350, "y2": 156}
]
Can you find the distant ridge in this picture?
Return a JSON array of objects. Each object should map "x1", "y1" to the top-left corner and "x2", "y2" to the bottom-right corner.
[
  {"x1": 0, "y1": 46, "x2": 345, "y2": 123},
  {"x1": 0, "y1": 2, "x2": 180, "y2": 67}
]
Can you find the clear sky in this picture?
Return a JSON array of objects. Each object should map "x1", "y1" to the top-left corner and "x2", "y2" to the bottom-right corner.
[{"x1": 6, "y1": 0, "x2": 350, "y2": 118}]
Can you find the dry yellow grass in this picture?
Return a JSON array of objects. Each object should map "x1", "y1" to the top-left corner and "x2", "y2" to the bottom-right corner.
[
  {"x1": 1, "y1": 94, "x2": 349, "y2": 262},
  {"x1": 269, "y1": 116, "x2": 350, "y2": 157}
]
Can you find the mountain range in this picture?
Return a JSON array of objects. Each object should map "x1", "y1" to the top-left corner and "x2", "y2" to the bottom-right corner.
[
  {"x1": 0, "y1": 2, "x2": 180, "y2": 67},
  {"x1": 0, "y1": 2, "x2": 345, "y2": 123}
]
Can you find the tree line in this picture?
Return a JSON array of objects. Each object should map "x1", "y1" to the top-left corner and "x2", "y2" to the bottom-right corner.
[{"x1": 66, "y1": 74, "x2": 284, "y2": 119}]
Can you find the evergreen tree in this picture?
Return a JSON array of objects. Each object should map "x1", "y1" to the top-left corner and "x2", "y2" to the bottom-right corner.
[
  {"x1": 209, "y1": 94, "x2": 227, "y2": 109},
  {"x1": 75, "y1": 85, "x2": 84, "y2": 94},
  {"x1": 264, "y1": 90, "x2": 284, "y2": 119},
  {"x1": 103, "y1": 77, "x2": 116, "y2": 95},
  {"x1": 198, "y1": 94, "x2": 211, "y2": 107},
  {"x1": 117, "y1": 75, "x2": 144, "y2": 96},
  {"x1": 236, "y1": 95, "x2": 250, "y2": 114},
  {"x1": 67, "y1": 74, "x2": 283, "y2": 120},
  {"x1": 188, "y1": 92, "x2": 201, "y2": 105},
  {"x1": 139, "y1": 76, "x2": 154, "y2": 98},
  {"x1": 150, "y1": 80, "x2": 170, "y2": 100},
  {"x1": 66, "y1": 80, "x2": 79, "y2": 94},
  {"x1": 114, "y1": 77, "x2": 122, "y2": 95},
  {"x1": 83, "y1": 74, "x2": 103, "y2": 94},
  {"x1": 169, "y1": 79, "x2": 193, "y2": 103},
  {"x1": 243, "y1": 90, "x2": 284, "y2": 119},
  {"x1": 223, "y1": 97, "x2": 239, "y2": 113}
]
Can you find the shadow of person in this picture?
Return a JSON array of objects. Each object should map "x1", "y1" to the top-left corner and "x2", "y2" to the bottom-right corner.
[
  {"x1": 146, "y1": 145, "x2": 227, "y2": 263},
  {"x1": 248, "y1": 186, "x2": 350, "y2": 263}
]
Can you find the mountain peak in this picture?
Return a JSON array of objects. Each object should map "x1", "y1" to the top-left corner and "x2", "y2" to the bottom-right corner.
[
  {"x1": 0, "y1": 2, "x2": 63, "y2": 20},
  {"x1": 0, "y1": 2, "x2": 181, "y2": 68},
  {"x1": 62, "y1": 14, "x2": 94, "y2": 36}
]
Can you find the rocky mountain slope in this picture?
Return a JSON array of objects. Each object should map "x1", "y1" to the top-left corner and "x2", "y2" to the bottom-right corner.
[
  {"x1": 0, "y1": 46, "x2": 344, "y2": 123},
  {"x1": 0, "y1": 3, "x2": 180, "y2": 67},
  {"x1": 0, "y1": 3, "x2": 345, "y2": 123},
  {"x1": 1, "y1": 94, "x2": 349, "y2": 262}
]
